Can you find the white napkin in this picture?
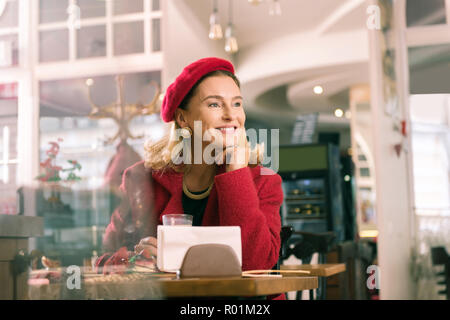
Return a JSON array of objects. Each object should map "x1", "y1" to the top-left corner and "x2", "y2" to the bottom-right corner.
[{"x1": 156, "y1": 226, "x2": 242, "y2": 272}]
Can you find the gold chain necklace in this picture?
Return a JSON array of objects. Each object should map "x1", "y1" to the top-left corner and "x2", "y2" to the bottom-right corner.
[{"x1": 182, "y1": 177, "x2": 214, "y2": 200}]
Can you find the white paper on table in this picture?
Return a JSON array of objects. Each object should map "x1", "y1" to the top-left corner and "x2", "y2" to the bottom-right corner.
[{"x1": 156, "y1": 226, "x2": 242, "y2": 272}]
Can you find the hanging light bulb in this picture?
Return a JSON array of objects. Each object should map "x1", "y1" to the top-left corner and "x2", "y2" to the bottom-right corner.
[
  {"x1": 269, "y1": 0, "x2": 282, "y2": 16},
  {"x1": 225, "y1": 0, "x2": 238, "y2": 53},
  {"x1": 225, "y1": 24, "x2": 238, "y2": 53},
  {"x1": 209, "y1": 0, "x2": 223, "y2": 40},
  {"x1": 248, "y1": 0, "x2": 263, "y2": 5}
]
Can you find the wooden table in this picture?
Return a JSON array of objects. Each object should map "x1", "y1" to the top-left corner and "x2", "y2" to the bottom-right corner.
[
  {"x1": 162, "y1": 276, "x2": 318, "y2": 298},
  {"x1": 280, "y1": 264, "x2": 346, "y2": 300},
  {"x1": 281, "y1": 264, "x2": 346, "y2": 277},
  {"x1": 28, "y1": 272, "x2": 318, "y2": 299}
]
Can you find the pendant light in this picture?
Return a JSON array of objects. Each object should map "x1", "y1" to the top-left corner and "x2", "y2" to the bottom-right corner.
[
  {"x1": 269, "y1": 0, "x2": 282, "y2": 16},
  {"x1": 209, "y1": 0, "x2": 223, "y2": 40},
  {"x1": 225, "y1": 0, "x2": 238, "y2": 53},
  {"x1": 248, "y1": 0, "x2": 263, "y2": 5}
]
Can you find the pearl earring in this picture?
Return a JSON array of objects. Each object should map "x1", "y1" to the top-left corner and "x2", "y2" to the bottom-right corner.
[{"x1": 181, "y1": 127, "x2": 193, "y2": 139}]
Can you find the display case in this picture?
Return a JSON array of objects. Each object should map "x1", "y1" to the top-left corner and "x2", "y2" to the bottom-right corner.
[{"x1": 278, "y1": 143, "x2": 345, "y2": 243}]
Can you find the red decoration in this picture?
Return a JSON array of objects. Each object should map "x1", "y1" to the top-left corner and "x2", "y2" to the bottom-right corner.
[
  {"x1": 394, "y1": 143, "x2": 402, "y2": 157},
  {"x1": 0, "y1": 83, "x2": 18, "y2": 99},
  {"x1": 36, "y1": 138, "x2": 82, "y2": 183},
  {"x1": 401, "y1": 120, "x2": 407, "y2": 137}
]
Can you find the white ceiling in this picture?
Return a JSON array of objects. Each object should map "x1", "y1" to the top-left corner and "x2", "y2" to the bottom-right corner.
[
  {"x1": 185, "y1": 0, "x2": 354, "y2": 49},
  {"x1": 184, "y1": 0, "x2": 369, "y2": 117}
]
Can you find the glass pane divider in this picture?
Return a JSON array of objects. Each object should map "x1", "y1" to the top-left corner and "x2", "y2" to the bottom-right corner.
[
  {"x1": 144, "y1": 0, "x2": 151, "y2": 55},
  {"x1": 105, "y1": 0, "x2": 113, "y2": 58},
  {"x1": 35, "y1": 52, "x2": 162, "y2": 80},
  {"x1": 38, "y1": 22, "x2": 70, "y2": 31},
  {"x1": 111, "y1": 13, "x2": 146, "y2": 23},
  {"x1": 149, "y1": 11, "x2": 162, "y2": 19},
  {"x1": 0, "y1": 27, "x2": 19, "y2": 36},
  {"x1": 68, "y1": 0, "x2": 76, "y2": 61},
  {"x1": 446, "y1": 0, "x2": 450, "y2": 26},
  {"x1": 37, "y1": 16, "x2": 149, "y2": 32}
]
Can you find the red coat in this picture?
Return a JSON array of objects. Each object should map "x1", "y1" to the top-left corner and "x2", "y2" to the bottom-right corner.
[{"x1": 100, "y1": 161, "x2": 285, "y2": 297}]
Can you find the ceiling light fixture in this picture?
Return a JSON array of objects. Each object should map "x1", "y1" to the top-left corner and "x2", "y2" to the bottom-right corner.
[
  {"x1": 225, "y1": 0, "x2": 238, "y2": 54},
  {"x1": 248, "y1": 0, "x2": 263, "y2": 5},
  {"x1": 334, "y1": 108, "x2": 344, "y2": 118},
  {"x1": 209, "y1": 0, "x2": 223, "y2": 40},
  {"x1": 345, "y1": 110, "x2": 352, "y2": 119},
  {"x1": 269, "y1": 0, "x2": 282, "y2": 16},
  {"x1": 313, "y1": 85, "x2": 323, "y2": 95}
]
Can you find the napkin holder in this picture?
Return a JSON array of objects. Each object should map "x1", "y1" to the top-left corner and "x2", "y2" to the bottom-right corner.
[
  {"x1": 180, "y1": 244, "x2": 241, "y2": 278},
  {"x1": 157, "y1": 226, "x2": 242, "y2": 272}
]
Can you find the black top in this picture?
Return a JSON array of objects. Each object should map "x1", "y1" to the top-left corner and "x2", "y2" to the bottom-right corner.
[{"x1": 182, "y1": 188, "x2": 210, "y2": 226}]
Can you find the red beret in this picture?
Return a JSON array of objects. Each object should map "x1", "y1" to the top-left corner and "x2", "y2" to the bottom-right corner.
[{"x1": 161, "y1": 57, "x2": 235, "y2": 122}]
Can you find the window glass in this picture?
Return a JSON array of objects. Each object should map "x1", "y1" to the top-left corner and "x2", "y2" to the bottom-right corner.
[
  {"x1": 39, "y1": 0, "x2": 69, "y2": 24},
  {"x1": 77, "y1": 0, "x2": 106, "y2": 19},
  {"x1": 0, "y1": 97, "x2": 18, "y2": 215},
  {"x1": 113, "y1": 0, "x2": 143, "y2": 15},
  {"x1": 152, "y1": 18, "x2": 161, "y2": 52},
  {"x1": 39, "y1": 29, "x2": 69, "y2": 62},
  {"x1": 406, "y1": 0, "x2": 446, "y2": 27},
  {"x1": 0, "y1": 0, "x2": 18, "y2": 28},
  {"x1": 113, "y1": 21, "x2": 144, "y2": 55},
  {"x1": 410, "y1": 94, "x2": 450, "y2": 214},
  {"x1": 37, "y1": 71, "x2": 162, "y2": 270},
  {"x1": 152, "y1": 0, "x2": 160, "y2": 12},
  {"x1": 77, "y1": 25, "x2": 107, "y2": 59},
  {"x1": 0, "y1": 34, "x2": 18, "y2": 67}
]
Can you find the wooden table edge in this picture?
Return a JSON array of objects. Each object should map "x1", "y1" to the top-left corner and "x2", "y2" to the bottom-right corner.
[
  {"x1": 280, "y1": 264, "x2": 346, "y2": 277},
  {"x1": 160, "y1": 276, "x2": 318, "y2": 298}
]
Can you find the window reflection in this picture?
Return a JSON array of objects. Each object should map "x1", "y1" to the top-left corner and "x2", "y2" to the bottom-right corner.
[
  {"x1": 39, "y1": 29, "x2": 69, "y2": 63},
  {"x1": 0, "y1": 0, "x2": 18, "y2": 28},
  {"x1": 113, "y1": 0, "x2": 144, "y2": 16},
  {"x1": 76, "y1": 0, "x2": 106, "y2": 19},
  {"x1": 406, "y1": 0, "x2": 447, "y2": 27},
  {"x1": 77, "y1": 25, "x2": 107, "y2": 59},
  {"x1": 0, "y1": 34, "x2": 18, "y2": 66},
  {"x1": 37, "y1": 72, "x2": 162, "y2": 267},
  {"x1": 0, "y1": 103, "x2": 18, "y2": 215},
  {"x1": 113, "y1": 21, "x2": 144, "y2": 55},
  {"x1": 152, "y1": 0, "x2": 160, "y2": 12},
  {"x1": 39, "y1": 0, "x2": 69, "y2": 24},
  {"x1": 152, "y1": 18, "x2": 161, "y2": 52}
]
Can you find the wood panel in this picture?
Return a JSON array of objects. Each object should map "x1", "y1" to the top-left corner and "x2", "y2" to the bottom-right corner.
[
  {"x1": 0, "y1": 238, "x2": 29, "y2": 299},
  {"x1": 0, "y1": 239, "x2": 18, "y2": 261},
  {"x1": 0, "y1": 262, "x2": 13, "y2": 299}
]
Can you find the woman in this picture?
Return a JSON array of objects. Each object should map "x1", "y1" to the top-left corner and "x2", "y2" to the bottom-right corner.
[{"x1": 96, "y1": 57, "x2": 284, "y2": 296}]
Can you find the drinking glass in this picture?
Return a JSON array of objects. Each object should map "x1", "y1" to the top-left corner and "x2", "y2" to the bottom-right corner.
[{"x1": 162, "y1": 214, "x2": 193, "y2": 226}]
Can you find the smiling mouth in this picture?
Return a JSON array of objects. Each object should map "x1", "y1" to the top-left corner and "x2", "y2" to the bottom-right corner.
[{"x1": 216, "y1": 126, "x2": 238, "y2": 133}]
